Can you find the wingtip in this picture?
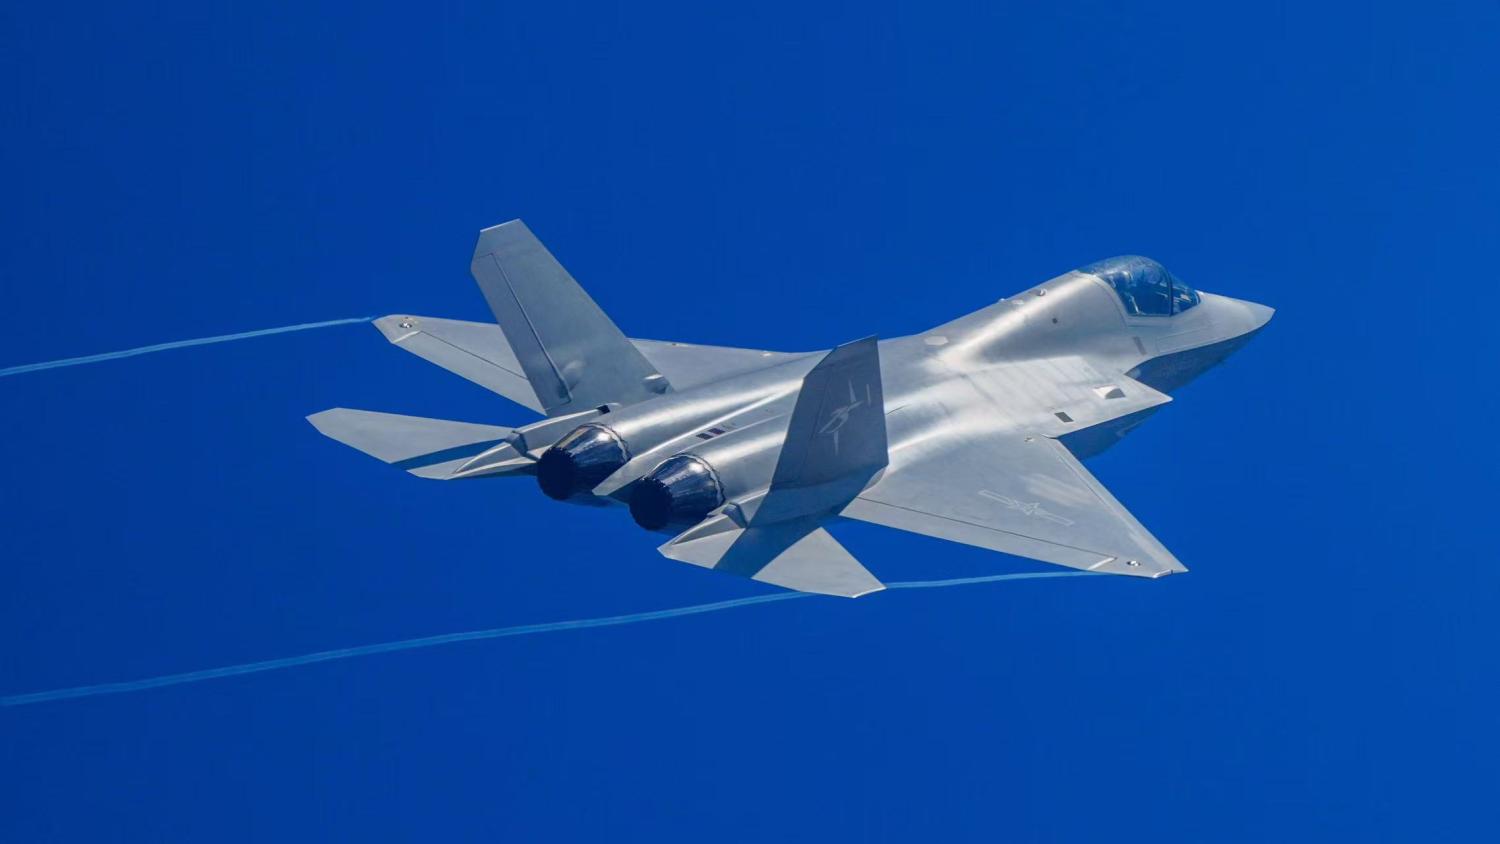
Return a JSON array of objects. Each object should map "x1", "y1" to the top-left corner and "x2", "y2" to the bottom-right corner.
[
  {"x1": 373, "y1": 315, "x2": 421, "y2": 343},
  {"x1": 477, "y1": 218, "x2": 528, "y2": 237},
  {"x1": 1086, "y1": 555, "x2": 1188, "y2": 579},
  {"x1": 472, "y1": 219, "x2": 534, "y2": 261},
  {"x1": 305, "y1": 408, "x2": 345, "y2": 434}
]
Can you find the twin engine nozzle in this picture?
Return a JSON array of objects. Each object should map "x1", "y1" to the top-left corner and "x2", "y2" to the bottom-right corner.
[
  {"x1": 627, "y1": 455, "x2": 724, "y2": 530},
  {"x1": 535, "y1": 424, "x2": 629, "y2": 500},
  {"x1": 535, "y1": 423, "x2": 727, "y2": 531}
]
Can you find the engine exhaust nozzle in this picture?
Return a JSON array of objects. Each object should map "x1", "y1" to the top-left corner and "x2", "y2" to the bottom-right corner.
[
  {"x1": 536, "y1": 424, "x2": 628, "y2": 500},
  {"x1": 629, "y1": 454, "x2": 724, "y2": 530}
]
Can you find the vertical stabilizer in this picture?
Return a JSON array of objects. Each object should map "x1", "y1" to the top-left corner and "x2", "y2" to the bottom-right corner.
[
  {"x1": 469, "y1": 220, "x2": 670, "y2": 415},
  {"x1": 745, "y1": 336, "x2": 888, "y2": 526}
]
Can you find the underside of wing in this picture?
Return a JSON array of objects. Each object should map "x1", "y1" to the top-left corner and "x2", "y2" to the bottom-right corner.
[
  {"x1": 376, "y1": 315, "x2": 543, "y2": 413},
  {"x1": 842, "y1": 431, "x2": 1185, "y2": 578},
  {"x1": 307, "y1": 408, "x2": 512, "y2": 479},
  {"x1": 376, "y1": 315, "x2": 797, "y2": 408}
]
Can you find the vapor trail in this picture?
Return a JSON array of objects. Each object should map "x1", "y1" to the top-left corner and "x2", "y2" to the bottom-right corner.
[
  {"x1": 1, "y1": 571, "x2": 1094, "y2": 707},
  {"x1": 0, "y1": 317, "x2": 375, "y2": 378}
]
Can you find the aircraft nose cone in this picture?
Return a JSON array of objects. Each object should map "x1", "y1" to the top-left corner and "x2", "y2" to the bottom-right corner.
[
  {"x1": 1204, "y1": 293, "x2": 1275, "y2": 338},
  {"x1": 1241, "y1": 300, "x2": 1275, "y2": 332}
]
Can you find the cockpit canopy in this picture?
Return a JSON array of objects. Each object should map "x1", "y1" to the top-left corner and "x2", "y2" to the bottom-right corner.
[{"x1": 1082, "y1": 255, "x2": 1200, "y2": 316}]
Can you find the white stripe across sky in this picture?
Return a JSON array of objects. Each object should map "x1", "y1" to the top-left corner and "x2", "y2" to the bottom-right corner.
[
  {"x1": 0, "y1": 317, "x2": 374, "y2": 378},
  {"x1": 0, "y1": 317, "x2": 1098, "y2": 709},
  {"x1": 2, "y1": 571, "x2": 1094, "y2": 707}
]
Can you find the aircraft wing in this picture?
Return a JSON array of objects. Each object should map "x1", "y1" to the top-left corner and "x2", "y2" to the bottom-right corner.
[
  {"x1": 307, "y1": 408, "x2": 513, "y2": 479},
  {"x1": 375, "y1": 315, "x2": 798, "y2": 411},
  {"x1": 375, "y1": 315, "x2": 544, "y2": 413},
  {"x1": 841, "y1": 430, "x2": 1185, "y2": 578}
]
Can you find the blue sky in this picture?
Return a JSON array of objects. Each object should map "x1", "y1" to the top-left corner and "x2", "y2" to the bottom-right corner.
[{"x1": 2, "y1": 2, "x2": 1496, "y2": 840}]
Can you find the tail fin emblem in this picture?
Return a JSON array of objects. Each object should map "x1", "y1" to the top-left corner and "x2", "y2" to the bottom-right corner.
[{"x1": 819, "y1": 381, "x2": 872, "y2": 454}]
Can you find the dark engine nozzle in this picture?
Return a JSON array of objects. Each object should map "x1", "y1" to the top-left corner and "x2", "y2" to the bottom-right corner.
[
  {"x1": 536, "y1": 424, "x2": 628, "y2": 500},
  {"x1": 629, "y1": 455, "x2": 725, "y2": 530}
]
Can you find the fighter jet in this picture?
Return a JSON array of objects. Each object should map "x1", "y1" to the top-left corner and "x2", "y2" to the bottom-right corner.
[{"x1": 310, "y1": 221, "x2": 1272, "y2": 597}]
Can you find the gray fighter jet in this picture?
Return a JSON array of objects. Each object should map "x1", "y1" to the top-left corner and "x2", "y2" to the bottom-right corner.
[{"x1": 310, "y1": 221, "x2": 1272, "y2": 597}]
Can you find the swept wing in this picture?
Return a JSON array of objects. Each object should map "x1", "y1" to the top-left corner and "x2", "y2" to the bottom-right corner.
[
  {"x1": 307, "y1": 409, "x2": 512, "y2": 479},
  {"x1": 842, "y1": 420, "x2": 1185, "y2": 578},
  {"x1": 375, "y1": 315, "x2": 794, "y2": 413}
]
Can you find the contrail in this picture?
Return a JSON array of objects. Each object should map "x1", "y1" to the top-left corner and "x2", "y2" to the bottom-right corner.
[
  {"x1": 0, "y1": 320, "x2": 1096, "y2": 705},
  {"x1": 0, "y1": 317, "x2": 375, "y2": 378},
  {"x1": 1, "y1": 571, "x2": 1094, "y2": 707}
]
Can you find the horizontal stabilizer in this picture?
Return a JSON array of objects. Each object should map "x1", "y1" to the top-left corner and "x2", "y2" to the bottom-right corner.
[
  {"x1": 307, "y1": 408, "x2": 512, "y2": 479},
  {"x1": 660, "y1": 515, "x2": 884, "y2": 598}
]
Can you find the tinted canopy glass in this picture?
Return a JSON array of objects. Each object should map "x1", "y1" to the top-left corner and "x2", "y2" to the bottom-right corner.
[{"x1": 1082, "y1": 255, "x2": 1200, "y2": 316}]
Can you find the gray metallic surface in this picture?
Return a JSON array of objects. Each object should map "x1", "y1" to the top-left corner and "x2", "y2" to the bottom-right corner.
[
  {"x1": 310, "y1": 221, "x2": 1273, "y2": 596},
  {"x1": 374, "y1": 314, "x2": 803, "y2": 416},
  {"x1": 306, "y1": 409, "x2": 512, "y2": 479},
  {"x1": 469, "y1": 220, "x2": 669, "y2": 414},
  {"x1": 660, "y1": 515, "x2": 883, "y2": 598}
]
